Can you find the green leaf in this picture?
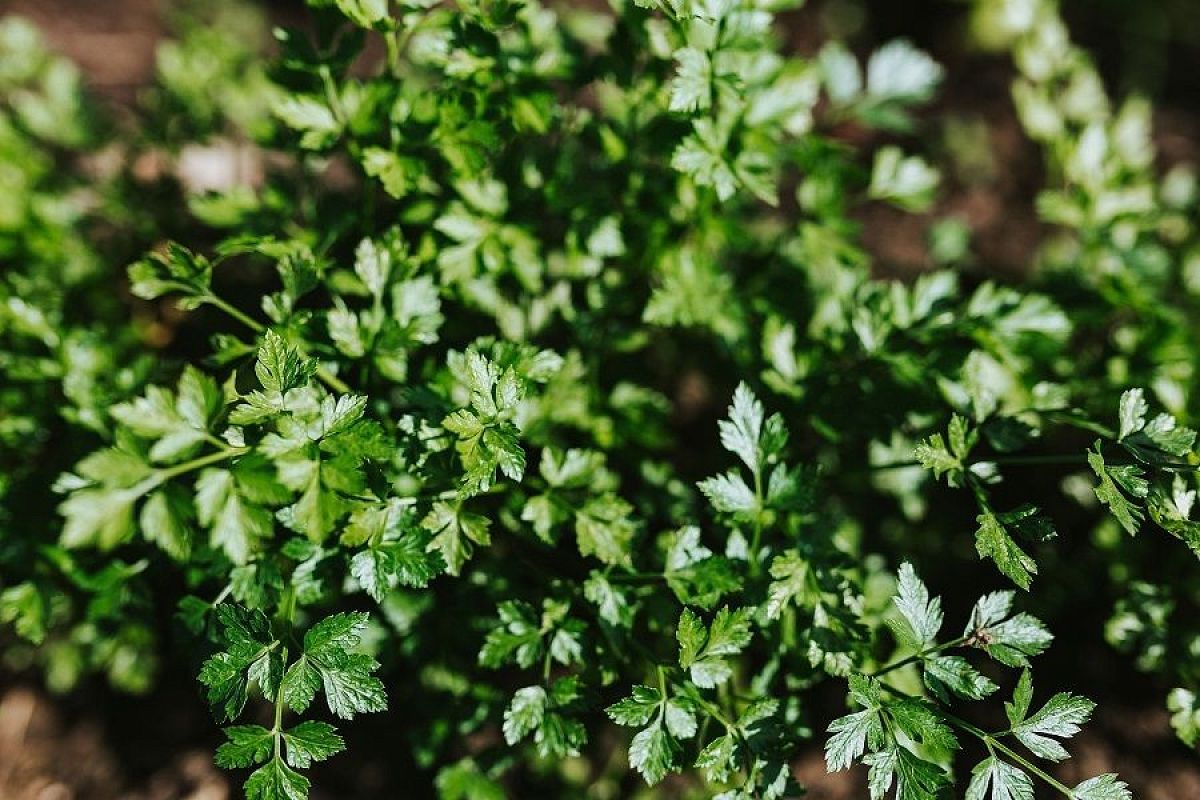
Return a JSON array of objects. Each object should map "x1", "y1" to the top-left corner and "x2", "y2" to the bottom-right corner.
[
  {"x1": 127, "y1": 243, "x2": 212, "y2": 301},
  {"x1": 869, "y1": 146, "x2": 940, "y2": 211},
  {"x1": 477, "y1": 600, "x2": 579, "y2": 670},
  {"x1": 1117, "y1": 389, "x2": 1147, "y2": 440},
  {"x1": 140, "y1": 485, "x2": 194, "y2": 561},
  {"x1": 1010, "y1": 686, "x2": 1095, "y2": 762},
  {"x1": 215, "y1": 725, "x2": 274, "y2": 769},
  {"x1": 0, "y1": 583, "x2": 47, "y2": 644},
  {"x1": 965, "y1": 594, "x2": 1053, "y2": 667},
  {"x1": 575, "y1": 494, "x2": 636, "y2": 566},
  {"x1": 198, "y1": 605, "x2": 281, "y2": 722},
  {"x1": 719, "y1": 382, "x2": 765, "y2": 474},
  {"x1": 664, "y1": 699, "x2": 697, "y2": 739},
  {"x1": 965, "y1": 757, "x2": 1034, "y2": 800},
  {"x1": 668, "y1": 48, "x2": 711, "y2": 113},
  {"x1": 914, "y1": 432, "x2": 962, "y2": 484},
  {"x1": 677, "y1": 607, "x2": 706, "y2": 669},
  {"x1": 677, "y1": 606, "x2": 754, "y2": 688},
  {"x1": 347, "y1": 503, "x2": 443, "y2": 600},
  {"x1": 281, "y1": 658, "x2": 321, "y2": 714},
  {"x1": 695, "y1": 733, "x2": 737, "y2": 783},
  {"x1": 583, "y1": 572, "x2": 635, "y2": 628},
  {"x1": 924, "y1": 655, "x2": 998, "y2": 701},
  {"x1": 892, "y1": 747, "x2": 950, "y2": 799},
  {"x1": 59, "y1": 487, "x2": 137, "y2": 550},
  {"x1": 975, "y1": 510, "x2": 1037, "y2": 590},
  {"x1": 698, "y1": 471, "x2": 757, "y2": 515},
  {"x1": 422, "y1": 500, "x2": 492, "y2": 576},
  {"x1": 1168, "y1": 687, "x2": 1200, "y2": 747},
  {"x1": 1070, "y1": 774, "x2": 1132, "y2": 800},
  {"x1": 1088, "y1": 445, "x2": 1146, "y2": 535},
  {"x1": 110, "y1": 366, "x2": 220, "y2": 462},
  {"x1": 864, "y1": 747, "x2": 898, "y2": 799},
  {"x1": 866, "y1": 39, "x2": 943, "y2": 103},
  {"x1": 765, "y1": 550, "x2": 811, "y2": 620},
  {"x1": 628, "y1": 719, "x2": 678, "y2": 785},
  {"x1": 195, "y1": 456, "x2": 284, "y2": 565},
  {"x1": 607, "y1": 686, "x2": 663, "y2": 727},
  {"x1": 256, "y1": 330, "x2": 315, "y2": 396},
  {"x1": 436, "y1": 759, "x2": 506, "y2": 800},
  {"x1": 889, "y1": 562, "x2": 942, "y2": 650},
  {"x1": 825, "y1": 708, "x2": 881, "y2": 772},
  {"x1": 273, "y1": 95, "x2": 340, "y2": 149},
  {"x1": 334, "y1": 0, "x2": 388, "y2": 28},
  {"x1": 664, "y1": 527, "x2": 739, "y2": 610},
  {"x1": 442, "y1": 353, "x2": 530, "y2": 495},
  {"x1": 294, "y1": 612, "x2": 388, "y2": 720},
  {"x1": 282, "y1": 720, "x2": 345, "y2": 769},
  {"x1": 1141, "y1": 413, "x2": 1196, "y2": 457},
  {"x1": 244, "y1": 757, "x2": 310, "y2": 800},
  {"x1": 503, "y1": 686, "x2": 547, "y2": 745},
  {"x1": 888, "y1": 698, "x2": 958, "y2": 755},
  {"x1": 862, "y1": 747, "x2": 949, "y2": 800}
]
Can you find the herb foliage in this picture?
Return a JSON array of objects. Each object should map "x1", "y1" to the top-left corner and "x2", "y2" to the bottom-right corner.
[{"x1": 1, "y1": 0, "x2": 1199, "y2": 797}]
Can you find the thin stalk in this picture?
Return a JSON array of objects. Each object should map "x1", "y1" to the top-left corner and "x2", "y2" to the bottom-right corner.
[
  {"x1": 878, "y1": 681, "x2": 1076, "y2": 796},
  {"x1": 204, "y1": 293, "x2": 264, "y2": 334},
  {"x1": 204, "y1": 292, "x2": 352, "y2": 395},
  {"x1": 870, "y1": 635, "x2": 970, "y2": 679},
  {"x1": 748, "y1": 459, "x2": 765, "y2": 577},
  {"x1": 136, "y1": 446, "x2": 248, "y2": 495},
  {"x1": 872, "y1": 454, "x2": 1088, "y2": 472},
  {"x1": 211, "y1": 584, "x2": 233, "y2": 607},
  {"x1": 384, "y1": 28, "x2": 403, "y2": 76},
  {"x1": 607, "y1": 572, "x2": 666, "y2": 585},
  {"x1": 985, "y1": 734, "x2": 1076, "y2": 795},
  {"x1": 273, "y1": 674, "x2": 287, "y2": 759},
  {"x1": 314, "y1": 368, "x2": 353, "y2": 396},
  {"x1": 272, "y1": 586, "x2": 298, "y2": 759},
  {"x1": 988, "y1": 454, "x2": 1088, "y2": 467}
]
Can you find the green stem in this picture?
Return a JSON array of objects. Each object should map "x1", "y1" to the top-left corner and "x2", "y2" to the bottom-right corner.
[
  {"x1": 204, "y1": 292, "x2": 352, "y2": 395},
  {"x1": 212, "y1": 584, "x2": 233, "y2": 607},
  {"x1": 204, "y1": 293, "x2": 264, "y2": 334},
  {"x1": 869, "y1": 459, "x2": 922, "y2": 471},
  {"x1": 988, "y1": 454, "x2": 1088, "y2": 467},
  {"x1": 203, "y1": 432, "x2": 233, "y2": 450},
  {"x1": 872, "y1": 454, "x2": 1087, "y2": 472},
  {"x1": 136, "y1": 446, "x2": 248, "y2": 495},
  {"x1": 985, "y1": 734, "x2": 1076, "y2": 796},
  {"x1": 314, "y1": 365, "x2": 353, "y2": 395},
  {"x1": 384, "y1": 28, "x2": 402, "y2": 76},
  {"x1": 870, "y1": 635, "x2": 970, "y2": 678},
  {"x1": 748, "y1": 463, "x2": 764, "y2": 577},
  {"x1": 690, "y1": 691, "x2": 737, "y2": 731},
  {"x1": 273, "y1": 673, "x2": 287, "y2": 759},
  {"x1": 607, "y1": 572, "x2": 666, "y2": 585},
  {"x1": 318, "y1": 66, "x2": 348, "y2": 123},
  {"x1": 878, "y1": 681, "x2": 1075, "y2": 796},
  {"x1": 272, "y1": 585, "x2": 298, "y2": 759}
]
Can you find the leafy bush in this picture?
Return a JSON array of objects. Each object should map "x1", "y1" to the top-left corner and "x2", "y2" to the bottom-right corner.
[{"x1": 2, "y1": 0, "x2": 1199, "y2": 797}]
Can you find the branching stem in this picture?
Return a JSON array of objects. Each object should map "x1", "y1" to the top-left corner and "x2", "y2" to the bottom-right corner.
[
  {"x1": 870, "y1": 634, "x2": 970, "y2": 678},
  {"x1": 203, "y1": 292, "x2": 352, "y2": 394}
]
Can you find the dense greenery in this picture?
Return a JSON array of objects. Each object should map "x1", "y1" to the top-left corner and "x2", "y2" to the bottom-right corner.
[{"x1": 1, "y1": 0, "x2": 1198, "y2": 797}]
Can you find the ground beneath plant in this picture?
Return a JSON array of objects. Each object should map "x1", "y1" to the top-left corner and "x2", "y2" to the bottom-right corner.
[{"x1": 3, "y1": 677, "x2": 1200, "y2": 799}]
